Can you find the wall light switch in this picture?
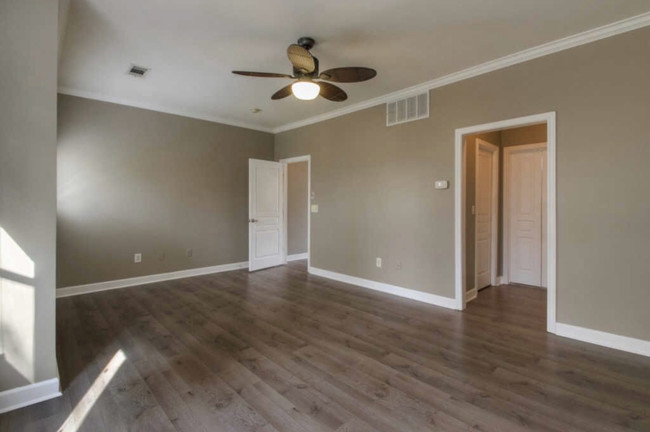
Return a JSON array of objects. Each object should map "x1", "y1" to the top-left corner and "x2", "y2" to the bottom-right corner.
[
  {"x1": 376, "y1": 257, "x2": 382, "y2": 268},
  {"x1": 435, "y1": 180, "x2": 449, "y2": 190},
  {"x1": 311, "y1": 204, "x2": 319, "y2": 213},
  {"x1": 134, "y1": 253, "x2": 142, "y2": 263}
]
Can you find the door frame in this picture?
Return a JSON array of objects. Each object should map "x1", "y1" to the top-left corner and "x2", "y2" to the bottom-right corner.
[
  {"x1": 502, "y1": 142, "x2": 547, "y2": 286},
  {"x1": 280, "y1": 155, "x2": 311, "y2": 267},
  {"x1": 454, "y1": 112, "x2": 557, "y2": 334},
  {"x1": 474, "y1": 138, "x2": 499, "y2": 293}
]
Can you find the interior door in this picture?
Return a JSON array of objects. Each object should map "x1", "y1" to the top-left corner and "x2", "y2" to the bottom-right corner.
[
  {"x1": 508, "y1": 146, "x2": 545, "y2": 286},
  {"x1": 249, "y1": 159, "x2": 284, "y2": 271},
  {"x1": 475, "y1": 142, "x2": 497, "y2": 289}
]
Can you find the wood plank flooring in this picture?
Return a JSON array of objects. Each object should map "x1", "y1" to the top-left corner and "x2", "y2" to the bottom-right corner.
[{"x1": 2, "y1": 260, "x2": 649, "y2": 431}]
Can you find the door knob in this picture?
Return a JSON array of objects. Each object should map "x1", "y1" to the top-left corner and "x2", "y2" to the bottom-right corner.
[{"x1": 249, "y1": 218, "x2": 258, "y2": 223}]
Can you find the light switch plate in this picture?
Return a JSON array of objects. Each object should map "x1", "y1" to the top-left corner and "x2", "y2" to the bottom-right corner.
[
  {"x1": 311, "y1": 204, "x2": 319, "y2": 213},
  {"x1": 435, "y1": 180, "x2": 449, "y2": 190}
]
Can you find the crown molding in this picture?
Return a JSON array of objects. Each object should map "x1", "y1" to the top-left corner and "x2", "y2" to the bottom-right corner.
[
  {"x1": 58, "y1": 12, "x2": 650, "y2": 135},
  {"x1": 272, "y1": 11, "x2": 650, "y2": 134},
  {"x1": 57, "y1": 87, "x2": 274, "y2": 133}
]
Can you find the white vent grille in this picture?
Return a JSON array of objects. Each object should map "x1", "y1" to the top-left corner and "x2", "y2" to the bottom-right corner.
[{"x1": 386, "y1": 92, "x2": 429, "y2": 126}]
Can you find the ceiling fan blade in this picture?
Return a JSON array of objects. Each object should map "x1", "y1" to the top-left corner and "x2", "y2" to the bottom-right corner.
[
  {"x1": 318, "y1": 81, "x2": 347, "y2": 102},
  {"x1": 287, "y1": 44, "x2": 315, "y2": 73},
  {"x1": 271, "y1": 84, "x2": 294, "y2": 100},
  {"x1": 232, "y1": 71, "x2": 293, "y2": 78},
  {"x1": 319, "y1": 67, "x2": 377, "y2": 83}
]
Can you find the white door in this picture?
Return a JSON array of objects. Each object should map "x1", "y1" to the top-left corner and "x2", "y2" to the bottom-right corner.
[
  {"x1": 249, "y1": 159, "x2": 285, "y2": 271},
  {"x1": 506, "y1": 144, "x2": 546, "y2": 286},
  {"x1": 475, "y1": 141, "x2": 498, "y2": 289}
]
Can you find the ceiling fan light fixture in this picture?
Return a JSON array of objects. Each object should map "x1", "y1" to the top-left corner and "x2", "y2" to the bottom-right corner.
[{"x1": 291, "y1": 81, "x2": 320, "y2": 100}]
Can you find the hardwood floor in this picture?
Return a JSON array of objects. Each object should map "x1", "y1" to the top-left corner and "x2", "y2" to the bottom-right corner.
[{"x1": 2, "y1": 260, "x2": 649, "y2": 431}]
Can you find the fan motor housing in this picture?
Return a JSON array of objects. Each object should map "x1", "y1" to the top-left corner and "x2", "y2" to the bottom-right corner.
[{"x1": 297, "y1": 37, "x2": 315, "y2": 50}]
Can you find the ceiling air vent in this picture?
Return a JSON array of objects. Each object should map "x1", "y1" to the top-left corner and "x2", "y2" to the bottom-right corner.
[
  {"x1": 127, "y1": 65, "x2": 150, "y2": 78},
  {"x1": 386, "y1": 92, "x2": 429, "y2": 127}
]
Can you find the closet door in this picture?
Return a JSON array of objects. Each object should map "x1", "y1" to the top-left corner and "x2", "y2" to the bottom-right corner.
[{"x1": 507, "y1": 145, "x2": 546, "y2": 286}]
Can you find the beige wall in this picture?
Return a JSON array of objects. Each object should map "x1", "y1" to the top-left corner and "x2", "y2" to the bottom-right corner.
[
  {"x1": 501, "y1": 123, "x2": 547, "y2": 148},
  {"x1": 275, "y1": 26, "x2": 650, "y2": 340},
  {"x1": 0, "y1": 0, "x2": 59, "y2": 388},
  {"x1": 287, "y1": 161, "x2": 309, "y2": 255},
  {"x1": 57, "y1": 95, "x2": 274, "y2": 287}
]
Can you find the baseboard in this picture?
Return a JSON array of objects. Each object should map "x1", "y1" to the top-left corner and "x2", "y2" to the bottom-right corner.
[
  {"x1": 466, "y1": 288, "x2": 477, "y2": 302},
  {"x1": 57, "y1": 261, "x2": 249, "y2": 298},
  {"x1": 0, "y1": 378, "x2": 61, "y2": 414},
  {"x1": 308, "y1": 266, "x2": 458, "y2": 310},
  {"x1": 495, "y1": 276, "x2": 505, "y2": 286},
  {"x1": 555, "y1": 323, "x2": 650, "y2": 357},
  {"x1": 287, "y1": 253, "x2": 309, "y2": 262}
]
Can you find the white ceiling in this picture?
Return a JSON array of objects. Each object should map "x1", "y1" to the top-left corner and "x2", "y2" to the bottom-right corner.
[{"x1": 59, "y1": 0, "x2": 650, "y2": 132}]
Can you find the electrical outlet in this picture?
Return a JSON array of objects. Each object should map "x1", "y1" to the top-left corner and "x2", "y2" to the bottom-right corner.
[
  {"x1": 134, "y1": 253, "x2": 142, "y2": 263},
  {"x1": 376, "y1": 257, "x2": 382, "y2": 268},
  {"x1": 186, "y1": 248, "x2": 193, "y2": 257}
]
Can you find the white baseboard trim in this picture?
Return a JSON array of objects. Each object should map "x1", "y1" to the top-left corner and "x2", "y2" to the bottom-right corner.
[
  {"x1": 57, "y1": 261, "x2": 249, "y2": 298},
  {"x1": 0, "y1": 378, "x2": 61, "y2": 414},
  {"x1": 308, "y1": 266, "x2": 458, "y2": 310},
  {"x1": 466, "y1": 288, "x2": 477, "y2": 302},
  {"x1": 287, "y1": 253, "x2": 309, "y2": 262},
  {"x1": 555, "y1": 323, "x2": 650, "y2": 357},
  {"x1": 495, "y1": 276, "x2": 505, "y2": 286}
]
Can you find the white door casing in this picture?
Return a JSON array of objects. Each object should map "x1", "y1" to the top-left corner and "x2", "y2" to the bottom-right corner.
[
  {"x1": 541, "y1": 148, "x2": 547, "y2": 288},
  {"x1": 249, "y1": 159, "x2": 285, "y2": 271},
  {"x1": 475, "y1": 139, "x2": 499, "y2": 290},
  {"x1": 504, "y1": 143, "x2": 547, "y2": 287}
]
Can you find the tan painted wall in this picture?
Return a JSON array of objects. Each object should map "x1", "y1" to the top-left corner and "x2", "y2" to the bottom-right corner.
[
  {"x1": 501, "y1": 123, "x2": 547, "y2": 148},
  {"x1": 0, "y1": 0, "x2": 59, "y2": 388},
  {"x1": 275, "y1": 27, "x2": 650, "y2": 340},
  {"x1": 57, "y1": 95, "x2": 274, "y2": 288},
  {"x1": 287, "y1": 161, "x2": 309, "y2": 255}
]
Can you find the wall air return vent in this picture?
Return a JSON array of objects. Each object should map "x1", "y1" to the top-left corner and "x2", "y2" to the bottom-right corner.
[
  {"x1": 127, "y1": 65, "x2": 150, "y2": 78},
  {"x1": 386, "y1": 92, "x2": 429, "y2": 126}
]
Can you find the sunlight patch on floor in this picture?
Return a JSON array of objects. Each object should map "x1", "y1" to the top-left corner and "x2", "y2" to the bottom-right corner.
[{"x1": 58, "y1": 349, "x2": 126, "y2": 432}]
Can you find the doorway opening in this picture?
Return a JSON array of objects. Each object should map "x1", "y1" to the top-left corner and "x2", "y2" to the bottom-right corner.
[
  {"x1": 455, "y1": 113, "x2": 556, "y2": 333},
  {"x1": 281, "y1": 156, "x2": 311, "y2": 266}
]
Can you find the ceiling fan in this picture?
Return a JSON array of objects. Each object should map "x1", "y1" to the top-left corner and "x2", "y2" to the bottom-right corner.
[{"x1": 232, "y1": 37, "x2": 376, "y2": 102}]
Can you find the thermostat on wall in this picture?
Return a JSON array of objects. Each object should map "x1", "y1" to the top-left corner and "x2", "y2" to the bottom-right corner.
[{"x1": 435, "y1": 180, "x2": 449, "y2": 190}]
